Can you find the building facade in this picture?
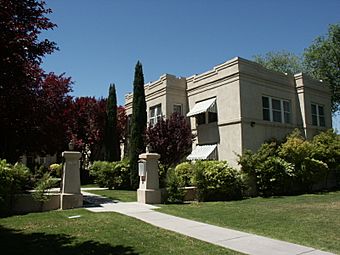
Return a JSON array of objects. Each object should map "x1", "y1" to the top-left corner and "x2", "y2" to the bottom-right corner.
[{"x1": 125, "y1": 57, "x2": 332, "y2": 167}]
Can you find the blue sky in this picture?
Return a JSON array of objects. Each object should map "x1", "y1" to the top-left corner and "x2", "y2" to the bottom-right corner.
[{"x1": 42, "y1": 0, "x2": 339, "y2": 129}]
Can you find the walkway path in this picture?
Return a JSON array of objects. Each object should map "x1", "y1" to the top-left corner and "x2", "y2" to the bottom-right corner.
[{"x1": 82, "y1": 191, "x2": 334, "y2": 255}]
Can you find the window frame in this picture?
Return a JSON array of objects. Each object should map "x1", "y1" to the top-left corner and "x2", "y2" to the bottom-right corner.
[
  {"x1": 262, "y1": 96, "x2": 291, "y2": 124},
  {"x1": 149, "y1": 104, "x2": 162, "y2": 126},
  {"x1": 311, "y1": 103, "x2": 325, "y2": 127}
]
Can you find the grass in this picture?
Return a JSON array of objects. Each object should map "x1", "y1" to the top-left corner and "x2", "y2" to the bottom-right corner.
[
  {"x1": 157, "y1": 191, "x2": 340, "y2": 254},
  {"x1": 88, "y1": 189, "x2": 137, "y2": 202},
  {"x1": 0, "y1": 209, "x2": 241, "y2": 255}
]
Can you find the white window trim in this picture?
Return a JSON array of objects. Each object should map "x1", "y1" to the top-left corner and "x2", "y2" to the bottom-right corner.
[
  {"x1": 149, "y1": 104, "x2": 162, "y2": 126},
  {"x1": 263, "y1": 96, "x2": 291, "y2": 124},
  {"x1": 311, "y1": 103, "x2": 325, "y2": 127}
]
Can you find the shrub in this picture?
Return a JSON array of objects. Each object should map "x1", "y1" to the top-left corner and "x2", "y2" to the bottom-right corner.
[
  {"x1": 239, "y1": 129, "x2": 334, "y2": 196},
  {"x1": 165, "y1": 168, "x2": 185, "y2": 203},
  {"x1": 89, "y1": 160, "x2": 130, "y2": 190},
  {"x1": 193, "y1": 161, "x2": 244, "y2": 201},
  {"x1": 32, "y1": 173, "x2": 58, "y2": 203},
  {"x1": 49, "y1": 163, "x2": 62, "y2": 177},
  {"x1": 254, "y1": 156, "x2": 295, "y2": 196},
  {"x1": 174, "y1": 162, "x2": 194, "y2": 187},
  {"x1": 0, "y1": 160, "x2": 31, "y2": 212}
]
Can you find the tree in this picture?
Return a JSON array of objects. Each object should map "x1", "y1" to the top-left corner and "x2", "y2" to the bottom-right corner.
[
  {"x1": 104, "y1": 83, "x2": 120, "y2": 161},
  {"x1": 67, "y1": 97, "x2": 106, "y2": 162},
  {"x1": 117, "y1": 106, "x2": 128, "y2": 145},
  {"x1": 34, "y1": 73, "x2": 73, "y2": 155},
  {"x1": 129, "y1": 61, "x2": 147, "y2": 189},
  {"x1": 253, "y1": 50, "x2": 304, "y2": 75},
  {"x1": 0, "y1": 0, "x2": 57, "y2": 162},
  {"x1": 146, "y1": 112, "x2": 194, "y2": 172},
  {"x1": 304, "y1": 24, "x2": 340, "y2": 113}
]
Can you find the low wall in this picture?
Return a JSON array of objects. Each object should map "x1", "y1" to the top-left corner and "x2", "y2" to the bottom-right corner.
[{"x1": 11, "y1": 193, "x2": 60, "y2": 213}]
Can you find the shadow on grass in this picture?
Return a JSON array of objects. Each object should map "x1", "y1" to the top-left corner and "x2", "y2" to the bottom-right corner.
[{"x1": 0, "y1": 226, "x2": 139, "y2": 255}]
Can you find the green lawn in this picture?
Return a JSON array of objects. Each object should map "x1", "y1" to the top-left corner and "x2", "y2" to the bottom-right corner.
[
  {"x1": 0, "y1": 209, "x2": 241, "y2": 255},
  {"x1": 157, "y1": 191, "x2": 340, "y2": 254},
  {"x1": 88, "y1": 189, "x2": 137, "y2": 202}
]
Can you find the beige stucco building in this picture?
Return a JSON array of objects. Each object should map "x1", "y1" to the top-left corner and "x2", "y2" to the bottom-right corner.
[{"x1": 125, "y1": 57, "x2": 332, "y2": 167}]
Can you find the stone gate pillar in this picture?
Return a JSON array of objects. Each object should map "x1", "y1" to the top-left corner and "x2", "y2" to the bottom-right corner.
[
  {"x1": 137, "y1": 152, "x2": 161, "y2": 204},
  {"x1": 60, "y1": 151, "x2": 83, "y2": 210}
]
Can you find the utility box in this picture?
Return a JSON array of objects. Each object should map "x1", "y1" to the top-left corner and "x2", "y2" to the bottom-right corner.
[{"x1": 137, "y1": 152, "x2": 161, "y2": 204}]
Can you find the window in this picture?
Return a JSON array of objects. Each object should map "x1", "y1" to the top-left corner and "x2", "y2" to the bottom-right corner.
[
  {"x1": 173, "y1": 104, "x2": 182, "y2": 115},
  {"x1": 262, "y1": 96, "x2": 291, "y2": 124},
  {"x1": 194, "y1": 100, "x2": 218, "y2": 125},
  {"x1": 149, "y1": 104, "x2": 162, "y2": 125},
  {"x1": 311, "y1": 103, "x2": 325, "y2": 127}
]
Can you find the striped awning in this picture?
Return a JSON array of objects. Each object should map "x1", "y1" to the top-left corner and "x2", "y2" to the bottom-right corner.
[
  {"x1": 187, "y1": 98, "x2": 216, "y2": 117},
  {"x1": 186, "y1": 144, "x2": 217, "y2": 160}
]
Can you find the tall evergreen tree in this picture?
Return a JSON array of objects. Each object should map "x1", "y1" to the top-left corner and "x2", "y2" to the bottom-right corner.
[
  {"x1": 105, "y1": 83, "x2": 120, "y2": 161},
  {"x1": 129, "y1": 61, "x2": 147, "y2": 189}
]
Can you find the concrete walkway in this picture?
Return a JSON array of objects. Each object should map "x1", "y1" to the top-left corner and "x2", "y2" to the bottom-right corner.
[{"x1": 82, "y1": 192, "x2": 335, "y2": 255}]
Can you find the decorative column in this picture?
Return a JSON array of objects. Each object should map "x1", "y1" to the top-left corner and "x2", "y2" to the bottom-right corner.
[
  {"x1": 60, "y1": 151, "x2": 83, "y2": 210},
  {"x1": 137, "y1": 152, "x2": 161, "y2": 204}
]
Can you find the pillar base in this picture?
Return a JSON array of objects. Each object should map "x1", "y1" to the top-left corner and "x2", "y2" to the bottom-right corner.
[
  {"x1": 137, "y1": 189, "x2": 161, "y2": 204},
  {"x1": 60, "y1": 193, "x2": 83, "y2": 210}
]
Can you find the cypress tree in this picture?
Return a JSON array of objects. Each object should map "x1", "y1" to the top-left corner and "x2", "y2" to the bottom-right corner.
[
  {"x1": 129, "y1": 61, "x2": 147, "y2": 189},
  {"x1": 105, "y1": 83, "x2": 120, "y2": 161}
]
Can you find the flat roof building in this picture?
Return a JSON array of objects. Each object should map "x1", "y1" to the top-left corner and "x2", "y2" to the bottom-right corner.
[{"x1": 125, "y1": 57, "x2": 331, "y2": 167}]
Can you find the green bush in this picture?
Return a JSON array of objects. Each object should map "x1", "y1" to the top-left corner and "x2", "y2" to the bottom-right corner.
[
  {"x1": 49, "y1": 163, "x2": 62, "y2": 178},
  {"x1": 165, "y1": 168, "x2": 185, "y2": 203},
  {"x1": 0, "y1": 160, "x2": 31, "y2": 212},
  {"x1": 255, "y1": 156, "x2": 295, "y2": 196},
  {"x1": 174, "y1": 162, "x2": 194, "y2": 187},
  {"x1": 89, "y1": 160, "x2": 130, "y2": 189},
  {"x1": 238, "y1": 129, "x2": 335, "y2": 196},
  {"x1": 32, "y1": 173, "x2": 58, "y2": 203},
  {"x1": 193, "y1": 161, "x2": 244, "y2": 201}
]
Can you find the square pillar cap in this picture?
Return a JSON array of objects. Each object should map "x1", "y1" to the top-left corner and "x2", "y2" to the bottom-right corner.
[
  {"x1": 62, "y1": 151, "x2": 81, "y2": 160},
  {"x1": 139, "y1": 153, "x2": 160, "y2": 160}
]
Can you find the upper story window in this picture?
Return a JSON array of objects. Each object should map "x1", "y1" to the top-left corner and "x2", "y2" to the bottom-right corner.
[
  {"x1": 187, "y1": 97, "x2": 217, "y2": 126},
  {"x1": 195, "y1": 100, "x2": 217, "y2": 125},
  {"x1": 262, "y1": 96, "x2": 291, "y2": 124},
  {"x1": 149, "y1": 104, "x2": 162, "y2": 126},
  {"x1": 173, "y1": 104, "x2": 182, "y2": 115},
  {"x1": 311, "y1": 103, "x2": 325, "y2": 127}
]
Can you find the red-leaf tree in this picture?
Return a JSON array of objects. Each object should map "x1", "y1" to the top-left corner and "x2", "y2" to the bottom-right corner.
[
  {"x1": 66, "y1": 97, "x2": 107, "y2": 161},
  {"x1": 117, "y1": 106, "x2": 128, "y2": 144},
  {"x1": 146, "y1": 112, "x2": 194, "y2": 170},
  {"x1": 0, "y1": 0, "x2": 57, "y2": 162}
]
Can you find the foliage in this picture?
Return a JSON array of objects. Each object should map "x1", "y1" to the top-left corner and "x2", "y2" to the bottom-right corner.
[
  {"x1": 0, "y1": 0, "x2": 62, "y2": 162},
  {"x1": 129, "y1": 61, "x2": 147, "y2": 189},
  {"x1": 238, "y1": 129, "x2": 336, "y2": 196},
  {"x1": 0, "y1": 160, "x2": 31, "y2": 211},
  {"x1": 193, "y1": 161, "x2": 244, "y2": 201},
  {"x1": 117, "y1": 106, "x2": 128, "y2": 144},
  {"x1": 104, "y1": 83, "x2": 120, "y2": 161},
  {"x1": 253, "y1": 50, "x2": 304, "y2": 75},
  {"x1": 311, "y1": 129, "x2": 340, "y2": 184},
  {"x1": 67, "y1": 97, "x2": 107, "y2": 162},
  {"x1": 89, "y1": 160, "x2": 130, "y2": 190},
  {"x1": 49, "y1": 163, "x2": 62, "y2": 178},
  {"x1": 174, "y1": 162, "x2": 195, "y2": 187},
  {"x1": 32, "y1": 173, "x2": 58, "y2": 202},
  {"x1": 146, "y1": 112, "x2": 194, "y2": 172},
  {"x1": 304, "y1": 23, "x2": 340, "y2": 112},
  {"x1": 165, "y1": 168, "x2": 185, "y2": 203}
]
